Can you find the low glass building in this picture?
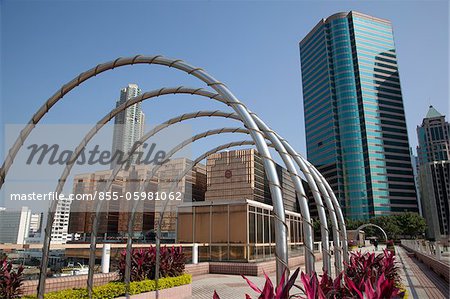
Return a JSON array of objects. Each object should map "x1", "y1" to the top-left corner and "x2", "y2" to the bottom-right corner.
[{"x1": 177, "y1": 199, "x2": 304, "y2": 262}]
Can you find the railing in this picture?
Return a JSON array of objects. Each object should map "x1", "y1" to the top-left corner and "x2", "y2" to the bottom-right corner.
[
  {"x1": 1, "y1": 241, "x2": 322, "y2": 277},
  {"x1": 400, "y1": 239, "x2": 449, "y2": 264}
]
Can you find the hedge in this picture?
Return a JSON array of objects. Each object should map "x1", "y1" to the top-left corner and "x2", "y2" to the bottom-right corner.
[{"x1": 23, "y1": 274, "x2": 192, "y2": 299}]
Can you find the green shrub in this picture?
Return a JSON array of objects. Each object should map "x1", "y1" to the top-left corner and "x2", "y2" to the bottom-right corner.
[
  {"x1": 42, "y1": 288, "x2": 87, "y2": 299},
  {"x1": 24, "y1": 274, "x2": 192, "y2": 299}
]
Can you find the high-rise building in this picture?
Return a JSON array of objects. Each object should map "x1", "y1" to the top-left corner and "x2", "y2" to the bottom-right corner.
[
  {"x1": 417, "y1": 106, "x2": 450, "y2": 240},
  {"x1": 111, "y1": 84, "x2": 146, "y2": 169},
  {"x1": 300, "y1": 11, "x2": 418, "y2": 219},
  {"x1": 0, "y1": 206, "x2": 31, "y2": 244},
  {"x1": 410, "y1": 153, "x2": 422, "y2": 216},
  {"x1": 28, "y1": 212, "x2": 43, "y2": 237},
  {"x1": 28, "y1": 198, "x2": 72, "y2": 244}
]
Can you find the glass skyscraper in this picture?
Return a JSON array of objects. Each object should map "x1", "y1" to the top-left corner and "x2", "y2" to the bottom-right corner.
[
  {"x1": 111, "y1": 84, "x2": 146, "y2": 169},
  {"x1": 300, "y1": 11, "x2": 418, "y2": 220}
]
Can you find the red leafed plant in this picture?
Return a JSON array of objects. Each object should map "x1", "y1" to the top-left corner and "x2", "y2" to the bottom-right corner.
[
  {"x1": 0, "y1": 257, "x2": 24, "y2": 299},
  {"x1": 159, "y1": 245, "x2": 185, "y2": 278},
  {"x1": 118, "y1": 245, "x2": 185, "y2": 282},
  {"x1": 298, "y1": 271, "x2": 357, "y2": 299},
  {"x1": 214, "y1": 268, "x2": 301, "y2": 299},
  {"x1": 213, "y1": 250, "x2": 404, "y2": 299},
  {"x1": 345, "y1": 249, "x2": 400, "y2": 289},
  {"x1": 365, "y1": 273, "x2": 403, "y2": 299}
]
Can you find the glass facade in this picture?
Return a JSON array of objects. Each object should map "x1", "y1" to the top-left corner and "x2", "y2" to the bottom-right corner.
[
  {"x1": 300, "y1": 11, "x2": 418, "y2": 220},
  {"x1": 177, "y1": 200, "x2": 304, "y2": 262}
]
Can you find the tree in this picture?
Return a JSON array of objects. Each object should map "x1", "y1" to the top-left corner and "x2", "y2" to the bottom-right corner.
[
  {"x1": 345, "y1": 218, "x2": 365, "y2": 230},
  {"x1": 370, "y1": 216, "x2": 401, "y2": 240},
  {"x1": 395, "y1": 212, "x2": 426, "y2": 239},
  {"x1": 343, "y1": 213, "x2": 427, "y2": 241}
]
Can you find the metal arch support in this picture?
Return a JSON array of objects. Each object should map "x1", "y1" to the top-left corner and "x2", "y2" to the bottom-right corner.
[
  {"x1": 304, "y1": 163, "x2": 342, "y2": 273},
  {"x1": 354, "y1": 223, "x2": 388, "y2": 243},
  {"x1": 34, "y1": 84, "x2": 344, "y2": 296},
  {"x1": 52, "y1": 95, "x2": 328, "y2": 295},
  {"x1": 308, "y1": 165, "x2": 349, "y2": 264},
  {"x1": 270, "y1": 133, "x2": 343, "y2": 273},
  {"x1": 272, "y1": 130, "x2": 348, "y2": 266},
  {"x1": 248, "y1": 115, "x2": 317, "y2": 273},
  {"x1": 0, "y1": 56, "x2": 289, "y2": 296}
]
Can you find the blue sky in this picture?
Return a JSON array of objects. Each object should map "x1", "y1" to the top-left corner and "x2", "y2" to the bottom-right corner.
[{"x1": 1, "y1": 0, "x2": 449, "y2": 165}]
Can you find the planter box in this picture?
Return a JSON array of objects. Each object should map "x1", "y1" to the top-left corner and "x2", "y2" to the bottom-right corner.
[{"x1": 117, "y1": 283, "x2": 191, "y2": 299}]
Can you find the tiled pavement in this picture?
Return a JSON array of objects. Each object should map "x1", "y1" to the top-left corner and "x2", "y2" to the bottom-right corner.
[
  {"x1": 192, "y1": 246, "x2": 450, "y2": 299},
  {"x1": 192, "y1": 254, "x2": 331, "y2": 299},
  {"x1": 396, "y1": 246, "x2": 448, "y2": 299}
]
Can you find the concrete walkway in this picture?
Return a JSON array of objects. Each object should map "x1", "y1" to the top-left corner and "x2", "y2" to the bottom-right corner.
[
  {"x1": 396, "y1": 246, "x2": 448, "y2": 299},
  {"x1": 192, "y1": 246, "x2": 449, "y2": 299}
]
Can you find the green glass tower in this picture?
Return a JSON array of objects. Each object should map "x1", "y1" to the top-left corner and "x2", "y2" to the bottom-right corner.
[{"x1": 300, "y1": 11, "x2": 418, "y2": 220}]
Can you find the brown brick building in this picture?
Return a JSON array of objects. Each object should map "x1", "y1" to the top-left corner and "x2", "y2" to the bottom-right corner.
[
  {"x1": 177, "y1": 149, "x2": 304, "y2": 262},
  {"x1": 68, "y1": 158, "x2": 206, "y2": 241}
]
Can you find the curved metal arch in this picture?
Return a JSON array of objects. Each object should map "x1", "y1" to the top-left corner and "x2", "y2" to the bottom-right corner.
[
  {"x1": 249, "y1": 113, "x2": 329, "y2": 272},
  {"x1": 116, "y1": 116, "x2": 346, "y2": 291},
  {"x1": 1, "y1": 56, "x2": 289, "y2": 296},
  {"x1": 354, "y1": 223, "x2": 388, "y2": 243},
  {"x1": 38, "y1": 84, "x2": 346, "y2": 295},
  {"x1": 307, "y1": 164, "x2": 349, "y2": 264},
  {"x1": 270, "y1": 132, "x2": 345, "y2": 273},
  {"x1": 52, "y1": 95, "x2": 343, "y2": 293},
  {"x1": 39, "y1": 86, "x2": 319, "y2": 291},
  {"x1": 100, "y1": 113, "x2": 320, "y2": 290},
  {"x1": 96, "y1": 107, "x2": 339, "y2": 293}
]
